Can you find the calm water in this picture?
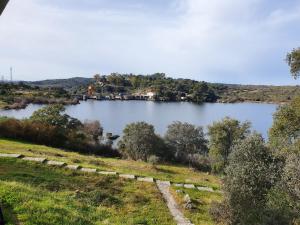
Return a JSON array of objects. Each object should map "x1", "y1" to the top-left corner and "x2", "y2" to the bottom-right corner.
[{"x1": 0, "y1": 100, "x2": 278, "y2": 138}]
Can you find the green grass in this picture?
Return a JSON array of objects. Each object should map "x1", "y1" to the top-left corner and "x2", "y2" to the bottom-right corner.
[
  {"x1": 0, "y1": 158, "x2": 175, "y2": 225},
  {"x1": 0, "y1": 138, "x2": 221, "y2": 189},
  {"x1": 171, "y1": 187, "x2": 222, "y2": 225}
]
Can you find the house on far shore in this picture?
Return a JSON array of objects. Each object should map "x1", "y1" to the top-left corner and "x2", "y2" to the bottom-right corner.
[{"x1": 146, "y1": 91, "x2": 157, "y2": 100}]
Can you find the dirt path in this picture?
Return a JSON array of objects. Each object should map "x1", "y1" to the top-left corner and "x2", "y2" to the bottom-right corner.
[{"x1": 156, "y1": 181, "x2": 194, "y2": 225}]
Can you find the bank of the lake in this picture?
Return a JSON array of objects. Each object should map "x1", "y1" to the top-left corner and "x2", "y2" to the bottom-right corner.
[{"x1": 0, "y1": 100, "x2": 277, "y2": 138}]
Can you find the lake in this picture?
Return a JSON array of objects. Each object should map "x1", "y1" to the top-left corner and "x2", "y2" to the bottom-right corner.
[{"x1": 0, "y1": 100, "x2": 278, "y2": 138}]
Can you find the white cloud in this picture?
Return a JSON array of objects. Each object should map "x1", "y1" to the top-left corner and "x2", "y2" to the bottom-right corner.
[{"x1": 0, "y1": 0, "x2": 299, "y2": 84}]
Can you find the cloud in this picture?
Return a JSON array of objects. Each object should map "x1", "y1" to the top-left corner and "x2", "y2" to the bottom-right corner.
[{"x1": 0, "y1": 0, "x2": 299, "y2": 84}]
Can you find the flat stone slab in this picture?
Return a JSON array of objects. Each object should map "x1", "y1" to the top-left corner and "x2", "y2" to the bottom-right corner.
[
  {"x1": 137, "y1": 177, "x2": 154, "y2": 182},
  {"x1": 66, "y1": 165, "x2": 81, "y2": 170},
  {"x1": 47, "y1": 160, "x2": 66, "y2": 167},
  {"x1": 156, "y1": 180, "x2": 171, "y2": 186},
  {"x1": 0, "y1": 153, "x2": 23, "y2": 158},
  {"x1": 98, "y1": 171, "x2": 118, "y2": 175},
  {"x1": 184, "y1": 184, "x2": 196, "y2": 189},
  {"x1": 23, "y1": 157, "x2": 47, "y2": 163},
  {"x1": 80, "y1": 168, "x2": 97, "y2": 173},
  {"x1": 197, "y1": 186, "x2": 214, "y2": 192},
  {"x1": 174, "y1": 183, "x2": 184, "y2": 187},
  {"x1": 119, "y1": 174, "x2": 135, "y2": 179}
]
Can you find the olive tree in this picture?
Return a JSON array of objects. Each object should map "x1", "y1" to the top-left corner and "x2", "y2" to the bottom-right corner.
[
  {"x1": 286, "y1": 48, "x2": 300, "y2": 79},
  {"x1": 214, "y1": 134, "x2": 278, "y2": 225},
  {"x1": 118, "y1": 122, "x2": 163, "y2": 161},
  {"x1": 269, "y1": 97, "x2": 300, "y2": 153},
  {"x1": 164, "y1": 121, "x2": 208, "y2": 164},
  {"x1": 208, "y1": 117, "x2": 250, "y2": 173}
]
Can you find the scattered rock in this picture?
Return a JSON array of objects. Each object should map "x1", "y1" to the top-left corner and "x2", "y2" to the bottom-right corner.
[{"x1": 183, "y1": 194, "x2": 194, "y2": 210}]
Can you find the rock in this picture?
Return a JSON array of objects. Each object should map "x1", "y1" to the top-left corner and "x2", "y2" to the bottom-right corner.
[
  {"x1": 98, "y1": 171, "x2": 118, "y2": 175},
  {"x1": 80, "y1": 168, "x2": 97, "y2": 173},
  {"x1": 176, "y1": 190, "x2": 183, "y2": 193},
  {"x1": 119, "y1": 174, "x2": 135, "y2": 179},
  {"x1": 184, "y1": 184, "x2": 195, "y2": 189},
  {"x1": 183, "y1": 194, "x2": 194, "y2": 210},
  {"x1": 47, "y1": 160, "x2": 66, "y2": 167},
  {"x1": 137, "y1": 177, "x2": 154, "y2": 182},
  {"x1": 0, "y1": 153, "x2": 23, "y2": 158},
  {"x1": 23, "y1": 157, "x2": 47, "y2": 163},
  {"x1": 66, "y1": 165, "x2": 81, "y2": 170},
  {"x1": 174, "y1": 183, "x2": 184, "y2": 187}
]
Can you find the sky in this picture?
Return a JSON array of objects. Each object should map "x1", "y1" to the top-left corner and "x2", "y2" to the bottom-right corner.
[{"x1": 0, "y1": 0, "x2": 300, "y2": 84}]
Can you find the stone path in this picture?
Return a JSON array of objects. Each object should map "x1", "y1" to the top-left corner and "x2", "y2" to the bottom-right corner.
[{"x1": 156, "y1": 180, "x2": 194, "y2": 225}]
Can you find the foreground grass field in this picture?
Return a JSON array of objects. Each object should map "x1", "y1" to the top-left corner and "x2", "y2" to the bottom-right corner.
[
  {"x1": 0, "y1": 138, "x2": 221, "y2": 189},
  {"x1": 0, "y1": 158, "x2": 175, "y2": 225}
]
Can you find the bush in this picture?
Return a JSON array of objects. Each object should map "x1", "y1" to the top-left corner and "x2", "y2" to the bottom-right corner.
[
  {"x1": 118, "y1": 122, "x2": 165, "y2": 161},
  {"x1": 147, "y1": 155, "x2": 161, "y2": 165}
]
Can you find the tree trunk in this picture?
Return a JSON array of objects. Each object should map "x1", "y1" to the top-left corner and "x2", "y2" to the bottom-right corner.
[{"x1": 0, "y1": 206, "x2": 5, "y2": 225}]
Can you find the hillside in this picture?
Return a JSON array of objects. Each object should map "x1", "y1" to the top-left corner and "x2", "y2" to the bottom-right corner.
[
  {"x1": 26, "y1": 76, "x2": 300, "y2": 103},
  {"x1": 28, "y1": 77, "x2": 93, "y2": 89},
  {"x1": 0, "y1": 138, "x2": 222, "y2": 225}
]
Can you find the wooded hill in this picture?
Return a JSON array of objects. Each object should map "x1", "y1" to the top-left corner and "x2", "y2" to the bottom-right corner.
[{"x1": 25, "y1": 74, "x2": 300, "y2": 103}]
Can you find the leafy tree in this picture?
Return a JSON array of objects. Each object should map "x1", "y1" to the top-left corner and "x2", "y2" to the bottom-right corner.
[
  {"x1": 165, "y1": 121, "x2": 208, "y2": 165},
  {"x1": 269, "y1": 96, "x2": 300, "y2": 153},
  {"x1": 30, "y1": 104, "x2": 69, "y2": 129},
  {"x1": 217, "y1": 134, "x2": 278, "y2": 225},
  {"x1": 286, "y1": 48, "x2": 300, "y2": 79},
  {"x1": 83, "y1": 120, "x2": 103, "y2": 143},
  {"x1": 118, "y1": 122, "x2": 163, "y2": 161},
  {"x1": 208, "y1": 117, "x2": 250, "y2": 173}
]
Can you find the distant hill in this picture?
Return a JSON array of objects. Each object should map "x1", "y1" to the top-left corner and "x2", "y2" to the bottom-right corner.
[{"x1": 28, "y1": 77, "x2": 93, "y2": 89}]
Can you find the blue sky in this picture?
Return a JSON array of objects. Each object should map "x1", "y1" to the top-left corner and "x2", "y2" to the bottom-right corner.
[{"x1": 0, "y1": 0, "x2": 299, "y2": 84}]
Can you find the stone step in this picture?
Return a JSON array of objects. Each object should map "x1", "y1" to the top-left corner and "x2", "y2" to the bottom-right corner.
[
  {"x1": 47, "y1": 160, "x2": 66, "y2": 167},
  {"x1": 184, "y1": 184, "x2": 195, "y2": 189},
  {"x1": 197, "y1": 186, "x2": 214, "y2": 192},
  {"x1": 137, "y1": 177, "x2": 154, "y2": 182},
  {"x1": 80, "y1": 168, "x2": 97, "y2": 173},
  {"x1": 23, "y1": 157, "x2": 47, "y2": 163},
  {"x1": 98, "y1": 171, "x2": 118, "y2": 175},
  {"x1": 0, "y1": 153, "x2": 23, "y2": 158},
  {"x1": 66, "y1": 165, "x2": 81, "y2": 170},
  {"x1": 119, "y1": 174, "x2": 135, "y2": 179}
]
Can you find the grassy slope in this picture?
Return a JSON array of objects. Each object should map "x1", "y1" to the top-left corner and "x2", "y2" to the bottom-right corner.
[
  {"x1": 171, "y1": 187, "x2": 222, "y2": 225},
  {"x1": 0, "y1": 158, "x2": 175, "y2": 225},
  {"x1": 0, "y1": 138, "x2": 221, "y2": 189}
]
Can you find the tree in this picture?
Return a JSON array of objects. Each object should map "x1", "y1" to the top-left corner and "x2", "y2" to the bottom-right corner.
[
  {"x1": 269, "y1": 96, "x2": 300, "y2": 153},
  {"x1": 83, "y1": 120, "x2": 103, "y2": 143},
  {"x1": 118, "y1": 122, "x2": 163, "y2": 161},
  {"x1": 30, "y1": 104, "x2": 69, "y2": 129},
  {"x1": 208, "y1": 117, "x2": 250, "y2": 173},
  {"x1": 164, "y1": 121, "x2": 208, "y2": 164},
  {"x1": 216, "y1": 134, "x2": 278, "y2": 225},
  {"x1": 286, "y1": 48, "x2": 300, "y2": 79}
]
